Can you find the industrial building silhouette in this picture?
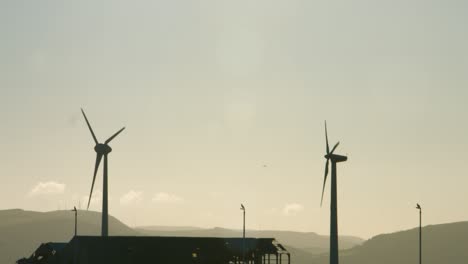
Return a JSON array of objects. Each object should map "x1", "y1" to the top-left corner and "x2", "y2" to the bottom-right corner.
[{"x1": 17, "y1": 236, "x2": 291, "y2": 264}]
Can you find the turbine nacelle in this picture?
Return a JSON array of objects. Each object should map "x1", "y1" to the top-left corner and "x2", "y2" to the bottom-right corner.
[
  {"x1": 95, "y1": 144, "x2": 112, "y2": 155},
  {"x1": 324, "y1": 153, "x2": 347, "y2": 163}
]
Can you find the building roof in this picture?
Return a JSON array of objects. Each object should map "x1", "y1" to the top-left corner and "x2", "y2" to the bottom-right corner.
[{"x1": 29, "y1": 236, "x2": 290, "y2": 264}]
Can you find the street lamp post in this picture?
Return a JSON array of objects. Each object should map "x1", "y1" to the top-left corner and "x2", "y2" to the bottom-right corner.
[
  {"x1": 416, "y1": 203, "x2": 422, "y2": 264},
  {"x1": 72, "y1": 206, "x2": 77, "y2": 236},
  {"x1": 240, "y1": 204, "x2": 246, "y2": 264}
]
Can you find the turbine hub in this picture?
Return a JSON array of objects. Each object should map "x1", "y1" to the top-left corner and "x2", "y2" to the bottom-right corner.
[{"x1": 95, "y1": 144, "x2": 112, "y2": 154}]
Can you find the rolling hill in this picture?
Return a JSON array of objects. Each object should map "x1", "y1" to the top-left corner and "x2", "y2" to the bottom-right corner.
[
  {"x1": 313, "y1": 221, "x2": 468, "y2": 264},
  {"x1": 8, "y1": 209, "x2": 468, "y2": 264},
  {"x1": 0, "y1": 209, "x2": 362, "y2": 264},
  {"x1": 0, "y1": 209, "x2": 138, "y2": 264},
  {"x1": 135, "y1": 226, "x2": 363, "y2": 255}
]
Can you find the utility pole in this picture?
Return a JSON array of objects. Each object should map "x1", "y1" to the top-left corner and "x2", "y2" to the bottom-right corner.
[
  {"x1": 416, "y1": 203, "x2": 422, "y2": 264},
  {"x1": 72, "y1": 206, "x2": 78, "y2": 236},
  {"x1": 241, "y1": 204, "x2": 246, "y2": 264}
]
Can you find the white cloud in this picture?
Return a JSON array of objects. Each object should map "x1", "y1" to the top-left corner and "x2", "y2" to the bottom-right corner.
[
  {"x1": 120, "y1": 190, "x2": 143, "y2": 206},
  {"x1": 152, "y1": 192, "x2": 183, "y2": 203},
  {"x1": 28, "y1": 181, "x2": 66, "y2": 196},
  {"x1": 282, "y1": 203, "x2": 304, "y2": 216}
]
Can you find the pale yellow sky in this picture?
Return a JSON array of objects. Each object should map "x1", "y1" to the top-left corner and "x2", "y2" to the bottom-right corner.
[{"x1": 1, "y1": 0, "x2": 468, "y2": 239}]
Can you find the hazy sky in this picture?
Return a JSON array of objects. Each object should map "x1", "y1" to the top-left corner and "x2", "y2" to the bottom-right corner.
[{"x1": 1, "y1": 0, "x2": 468, "y2": 239}]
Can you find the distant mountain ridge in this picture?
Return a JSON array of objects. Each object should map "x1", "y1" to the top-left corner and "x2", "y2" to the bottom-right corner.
[
  {"x1": 135, "y1": 226, "x2": 363, "y2": 254},
  {"x1": 312, "y1": 221, "x2": 468, "y2": 264},
  {"x1": 5, "y1": 209, "x2": 468, "y2": 264},
  {"x1": 0, "y1": 209, "x2": 362, "y2": 264},
  {"x1": 135, "y1": 225, "x2": 204, "y2": 232},
  {"x1": 0, "y1": 209, "x2": 138, "y2": 264}
]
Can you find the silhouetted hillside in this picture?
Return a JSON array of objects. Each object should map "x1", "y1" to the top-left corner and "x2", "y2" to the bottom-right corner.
[
  {"x1": 15, "y1": 209, "x2": 468, "y2": 264},
  {"x1": 135, "y1": 226, "x2": 363, "y2": 256},
  {"x1": 0, "y1": 209, "x2": 137, "y2": 264},
  {"x1": 313, "y1": 221, "x2": 468, "y2": 264},
  {"x1": 0, "y1": 209, "x2": 362, "y2": 264},
  {"x1": 136, "y1": 225, "x2": 204, "y2": 232}
]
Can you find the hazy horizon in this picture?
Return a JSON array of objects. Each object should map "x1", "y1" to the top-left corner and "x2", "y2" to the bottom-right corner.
[{"x1": 2, "y1": 0, "x2": 468, "y2": 239}]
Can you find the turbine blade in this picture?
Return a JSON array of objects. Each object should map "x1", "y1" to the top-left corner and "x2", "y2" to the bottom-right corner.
[
  {"x1": 330, "y1": 141, "x2": 340, "y2": 155},
  {"x1": 320, "y1": 159, "x2": 329, "y2": 206},
  {"x1": 87, "y1": 153, "x2": 103, "y2": 210},
  {"x1": 325, "y1": 121, "x2": 330, "y2": 154},
  {"x1": 105, "y1": 127, "x2": 125, "y2": 144},
  {"x1": 81, "y1": 109, "x2": 99, "y2": 145}
]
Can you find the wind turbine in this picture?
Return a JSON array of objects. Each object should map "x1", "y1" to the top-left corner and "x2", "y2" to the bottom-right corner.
[
  {"x1": 320, "y1": 121, "x2": 347, "y2": 264},
  {"x1": 81, "y1": 108, "x2": 125, "y2": 237}
]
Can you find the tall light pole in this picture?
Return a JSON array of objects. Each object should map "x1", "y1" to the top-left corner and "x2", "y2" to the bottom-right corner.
[
  {"x1": 240, "y1": 204, "x2": 246, "y2": 264},
  {"x1": 71, "y1": 206, "x2": 78, "y2": 236},
  {"x1": 416, "y1": 203, "x2": 422, "y2": 264}
]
